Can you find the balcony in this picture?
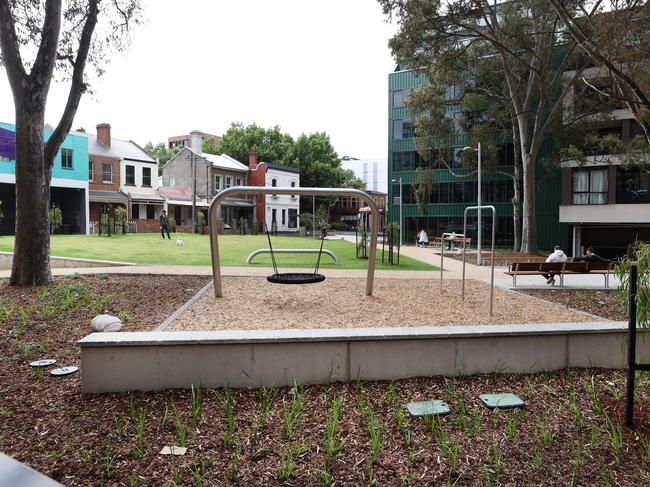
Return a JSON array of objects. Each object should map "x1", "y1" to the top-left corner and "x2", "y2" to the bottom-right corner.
[{"x1": 559, "y1": 203, "x2": 650, "y2": 224}]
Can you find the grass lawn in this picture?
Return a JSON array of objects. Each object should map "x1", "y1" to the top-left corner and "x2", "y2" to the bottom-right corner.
[{"x1": 0, "y1": 233, "x2": 436, "y2": 271}]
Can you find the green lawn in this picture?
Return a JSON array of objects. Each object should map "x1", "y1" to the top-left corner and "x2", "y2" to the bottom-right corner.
[{"x1": 0, "y1": 233, "x2": 436, "y2": 271}]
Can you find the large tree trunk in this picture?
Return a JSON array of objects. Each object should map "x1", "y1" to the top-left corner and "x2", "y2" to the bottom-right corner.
[
  {"x1": 10, "y1": 106, "x2": 52, "y2": 285},
  {"x1": 511, "y1": 121, "x2": 522, "y2": 252},
  {"x1": 520, "y1": 155, "x2": 537, "y2": 254}
]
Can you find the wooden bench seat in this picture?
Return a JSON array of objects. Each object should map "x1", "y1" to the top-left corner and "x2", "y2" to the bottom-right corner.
[{"x1": 504, "y1": 260, "x2": 616, "y2": 287}]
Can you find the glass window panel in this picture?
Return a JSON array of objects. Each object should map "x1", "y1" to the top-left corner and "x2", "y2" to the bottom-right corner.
[
  {"x1": 572, "y1": 170, "x2": 589, "y2": 192},
  {"x1": 393, "y1": 120, "x2": 403, "y2": 140}
]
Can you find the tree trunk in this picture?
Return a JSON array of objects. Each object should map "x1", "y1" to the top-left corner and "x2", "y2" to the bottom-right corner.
[
  {"x1": 10, "y1": 107, "x2": 52, "y2": 285},
  {"x1": 520, "y1": 154, "x2": 537, "y2": 254},
  {"x1": 511, "y1": 121, "x2": 522, "y2": 253}
]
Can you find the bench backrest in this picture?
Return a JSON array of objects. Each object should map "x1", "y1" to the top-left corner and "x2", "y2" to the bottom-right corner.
[
  {"x1": 586, "y1": 261, "x2": 612, "y2": 271},
  {"x1": 564, "y1": 262, "x2": 588, "y2": 272},
  {"x1": 511, "y1": 262, "x2": 541, "y2": 272},
  {"x1": 539, "y1": 262, "x2": 564, "y2": 272}
]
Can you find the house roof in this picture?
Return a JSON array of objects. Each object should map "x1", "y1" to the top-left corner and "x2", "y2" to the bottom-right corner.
[
  {"x1": 265, "y1": 162, "x2": 300, "y2": 174},
  {"x1": 159, "y1": 186, "x2": 193, "y2": 201},
  {"x1": 74, "y1": 131, "x2": 156, "y2": 163},
  {"x1": 202, "y1": 152, "x2": 249, "y2": 172}
]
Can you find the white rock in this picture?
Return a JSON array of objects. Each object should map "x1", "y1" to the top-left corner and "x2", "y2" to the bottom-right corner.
[{"x1": 90, "y1": 314, "x2": 122, "y2": 332}]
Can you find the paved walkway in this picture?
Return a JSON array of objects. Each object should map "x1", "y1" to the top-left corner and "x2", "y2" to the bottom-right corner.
[{"x1": 0, "y1": 244, "x2": 619, "y2": 290}]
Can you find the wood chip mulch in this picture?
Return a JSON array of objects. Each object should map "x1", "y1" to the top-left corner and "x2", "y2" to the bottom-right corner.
[
  {"x1": 517, "y1": 288, "x2": 628, "y2": 321},
  {"x1": 170, "y1": 277, "x2": 591, "y2": 331},
  {"x1": 2, "y1": 274, "x2": 649, "y2": 486}
]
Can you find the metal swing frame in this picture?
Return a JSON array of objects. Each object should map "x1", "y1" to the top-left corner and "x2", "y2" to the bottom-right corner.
[{"x1": 208, "y1": 186, "x2": 380, "y2": 298}]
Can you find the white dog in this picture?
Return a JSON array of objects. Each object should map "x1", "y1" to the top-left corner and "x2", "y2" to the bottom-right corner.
[{"x1": 176, "y1": 238, "x2": 184, "y2": 246}]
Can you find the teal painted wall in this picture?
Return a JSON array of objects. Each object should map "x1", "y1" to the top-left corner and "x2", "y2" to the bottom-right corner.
[
  {"x1": 0, "y1": 122, "x2": 88, "y2": 181},
  {"x1": 387, "y1": 69, "x2": 567, "y2": 251}
]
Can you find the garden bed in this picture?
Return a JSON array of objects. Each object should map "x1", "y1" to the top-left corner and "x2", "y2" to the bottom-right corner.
[
  {"x1": 518, "y1": 288, "x2": 627, "y2": 322},
  {"x1": 2, "y1": 274, "x2": 649, "y2": 485},
  {"x1": 168, "y1": 277, "x2": 596, "y2": 331}
]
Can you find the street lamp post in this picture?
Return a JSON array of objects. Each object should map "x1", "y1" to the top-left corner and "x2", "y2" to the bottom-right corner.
[
  {"x1": 462, "y1": 143, "x2": 482, "y2": 265},
  {"x1": 391, "y1": 177, "x2": 403, "y2": 245}
]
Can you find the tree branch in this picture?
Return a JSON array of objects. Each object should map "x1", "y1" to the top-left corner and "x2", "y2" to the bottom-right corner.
[
  {"x1": 0, "y1": 0, "x2": 27, "y2": 97},
  {"x1": 45, "y1": 0, "x2": 98, "y2": 166},
  {"x1": 30, "y1": 0, "x2": 62, "y2": 90}
]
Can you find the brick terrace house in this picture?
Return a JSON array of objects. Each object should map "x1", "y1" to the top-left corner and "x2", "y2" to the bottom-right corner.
[
  {"x1": 81, "y1": 123, "x2": 163, "y2": 232},
  {"x1": 161, "y1": 131, "x2": 252, "y2": 229},
  {"x1": 331, "y1": 190, "x2": 386, "y2": 229},
  {"x1": 247, "y1": 152, "x2": 301, "y2": 232}
]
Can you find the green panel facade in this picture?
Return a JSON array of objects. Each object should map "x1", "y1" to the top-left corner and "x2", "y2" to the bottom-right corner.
[{"x1": 387, "y1": 68, "x2": 567, "y2": 251}]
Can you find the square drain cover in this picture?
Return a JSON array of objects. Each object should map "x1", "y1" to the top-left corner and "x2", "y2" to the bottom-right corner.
[
  {"x1": 480, "y1": 393, "x2": 524, "y2": 410},
  {"x1": 406, "y1": 400, "x2": 450, "y2": 417}
]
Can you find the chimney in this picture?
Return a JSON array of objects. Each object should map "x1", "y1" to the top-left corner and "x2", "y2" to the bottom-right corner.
[
  {"x1": 190, "y1": 130, "x2": 202, "y2": 155},
  {"x1": 96, "y1": 123, "x2": 111, "y2": 147},
  {"x1": 248, "y1": 150, "x2": 258, "y2": 169}
]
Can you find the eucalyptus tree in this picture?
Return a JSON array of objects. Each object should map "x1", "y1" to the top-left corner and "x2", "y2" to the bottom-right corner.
[
  {"x1": 0, "y1": 0, "x2": 142, "y2": 285},
  {"x1": 379, "y1": 0, "x2": 592, "y2": 253}
]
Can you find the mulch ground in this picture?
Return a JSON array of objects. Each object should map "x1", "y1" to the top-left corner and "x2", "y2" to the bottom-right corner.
[
  {"x1": 518, "y1": 288, "x2": 628, "y2": 321},
  {"x1": 1, "y1": 275, "x2": 650, "y2": 486}
]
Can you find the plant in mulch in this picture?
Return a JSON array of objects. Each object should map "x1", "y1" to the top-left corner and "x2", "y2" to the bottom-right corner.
[
  {"x1": 276, "y1": 441, "x2": 310, "y2": 482},
  {"x1": 322, "y1": 393, "x2": 342, "y2": 482},
  {"x1": 283, "y1": 380, "x2": 304, "y2": 439},
  {"x1": 616, "y1": 240, "x2": 650, "y2": 328},
  {"x1": 251, "y1": 385, "x2": 277, "y2": 440},
  {"x1": 171, "y1": 400, "x2": 188, "y2": 448},
  {"x1": 221, "y1": 383, "x2": 235, "y2": 448},
  {"x1": 190, "y1": 384, "x2": 203, "y2": 427}
]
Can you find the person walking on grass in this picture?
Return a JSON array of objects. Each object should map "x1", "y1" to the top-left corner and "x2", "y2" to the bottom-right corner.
[
  {"x1": 542, "y1": 245, "x2": 567, "y2": 286},
  {"x1": 160, "y1": 209, "x2": 171, "y2": 239}
]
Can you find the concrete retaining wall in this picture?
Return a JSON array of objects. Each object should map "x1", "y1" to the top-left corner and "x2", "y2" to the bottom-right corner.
[
  {"x1": 78, "y1": 322, "x2": 649, "y2": 393},
  {"x1": 0, "y1": 252, "x2": 134, "y2": 270}
]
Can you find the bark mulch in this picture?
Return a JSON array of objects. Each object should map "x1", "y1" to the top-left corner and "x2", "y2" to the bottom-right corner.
[
  {"x1": 2, "y1": 275, "x2": 650, "y2": 486},
  {"x1": 517, "y1": 288, "x2": 628, "y2": 321}
]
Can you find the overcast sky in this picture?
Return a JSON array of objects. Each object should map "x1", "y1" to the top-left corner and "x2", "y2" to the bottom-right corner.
[{"x1": 0, "y1": 0, "x2": 397, "y2": 160}]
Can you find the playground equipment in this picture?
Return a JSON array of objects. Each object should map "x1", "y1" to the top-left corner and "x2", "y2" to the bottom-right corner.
[
  {"x1": 209, "y1": 187, "x2": 379, "y2": 297},
  {"x1": 461, "y1": 205, "x2": 497, "y2": 315},
  {"x1": 264, "y1": 223, "x2": 327, "y2": 284},
  {"x1": 246, "y1": 248, "x2": 340, "y2": 265}
]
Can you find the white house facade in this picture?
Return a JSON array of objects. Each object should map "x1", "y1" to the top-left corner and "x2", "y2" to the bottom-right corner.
[{"x1": 265, "y1": 163, "x2": 300, "y2": 232}]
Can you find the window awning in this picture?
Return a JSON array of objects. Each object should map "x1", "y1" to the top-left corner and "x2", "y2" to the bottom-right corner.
[
  {"x1": 126, "y1": 192, "x2": 165, "y2": 205},
  {"x1": 221, "y1": 198, "x2": 254, "y2": 208},
  {"x1": 166, "y1": 199, "x2": 209, "y2": 208},
  {"x1": 89, "y1": 190, "x2": 129, "y2": 205}
]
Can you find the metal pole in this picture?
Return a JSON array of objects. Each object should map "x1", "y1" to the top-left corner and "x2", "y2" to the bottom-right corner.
[
  {"x1": 440, "y1": 234, "x2": 444, "y2": 290},
  {"x1": 399, "y1": 176, "x2": 404, "y2": 247},
  {"x1": 477, "y1": 142, "x2": 482, "y2": 266},
  {"x1": 625, "y1": 263, "x2": 638, "y2": 426},
  {"x1": 191, "y1": 152, "x2": 197, "y2": 234},
  {"x1": 490, "y1": 207, "x2": 496, "y2": 315},
  {"x1": 313, "y1": 195, "x2": 316, "y2": 239},
  {"x1": 462, "y1": 212, "x2": 467, "y2": 301},
  {"x1": 209, "y1": 187, "x2": 379, "y2": 297}
]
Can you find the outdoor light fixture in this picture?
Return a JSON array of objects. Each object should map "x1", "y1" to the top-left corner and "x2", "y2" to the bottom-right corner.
[{"x1": 461, "y1": 143, "x2": 482, "y2": 265}]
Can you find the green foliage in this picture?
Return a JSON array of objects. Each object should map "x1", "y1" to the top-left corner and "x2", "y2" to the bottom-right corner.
[
  {"x1": 238, "y1": 217, "x2": 247, "y2": 235},
  {"x1": 115, "y1": 207, "x2": 128, "y2": 234},
  {"x1": 615, "y1": 241, "x2": 650, "y2": 329},
  {"x1": 201, "y1": 137, "x2": 220, "y2": 155},
  {"x1": 49, "y1": 206, "x2": 63, "y2": 235},
  {"x1": 143, "y1": 142, "x2": 180, "y2": 174},
  {"x1": 195, "y1": 211, "x2": 206, "y2": 233},
  {"x1": 218, "y1": 122, "x2": 295, "y2": 166},
  {"x1": 167, "y1": 215, "x2": 176, "y2": 233},
  {"x1": 386, "y1": 222, "x2": 400, "y2": 244},
  {"x1": 414, "y1": 167, "x2": 435, "y2": 216}
]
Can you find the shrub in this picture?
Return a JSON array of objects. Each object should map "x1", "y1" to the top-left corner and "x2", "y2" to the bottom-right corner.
[
  {"x1": 167, "y1": 215, "x2": 176, "y2": 233},
  {"x1": 115, "y1": 207, "x2": 128, "y2": 234},
  {"x1": 195, "y1": 211, "x2": 206, "y2": 234},
  {"x1": 239, "y1": 217, "x2": 247, "y2": 235},
  {"x1": 49, "y1": 206, "x2": 63, "y2": 235},
  {"x1": 252, "y1": 219, "x2": 259, "y2": 235},
  {"x1": 616, "y1": 241, "x2": 650, "y2": 329},
  {"x1": 331, "y1": 222, "x2": 351, "y2": 231}
]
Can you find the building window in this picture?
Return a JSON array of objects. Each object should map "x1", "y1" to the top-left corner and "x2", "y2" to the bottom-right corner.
[
  {"x1": 572, "y1": 168, "x2": 608, "y2": 205},
  {"x1": 142, "y1": 167, "x2": 152, "y2": 187},
  {"x1": 146, "y1": 205, "x2": 155, "y2": 219},
  {"x1": 236, "y1": 177, "x2": 242, "y2": 186},
  {"x1": 282, "y1": 209, "x2": 286, "y2": 226},
  {"x1": 392, "y1": 120, "x2": 414, "y2": 140},
  {"x1": 225, "y1": 176, "x2": 232, "y2": 188},
  {"x1": 271, "y1": 178, "x2": 277, "y2": 187},
  {"x1": 215, "y1": 175, "x2": 221, "y2": 191},
  {"x1": 291, "y1": 181, "x2": 296, "y2": 187},
  {"x1": 61, "y1": 148, "x2": 73, "y2": 169},
  {"x1": 125, "y1": 165, "x2": 135, "y2": 185},
  {"x1": 617, "y1": 167, "x2": 650, "y2": 204},
  {"x1": 88, "y1": 161, "x2": 93, "y2": 181},
  {"x1": 132, "y1": 204, "x2": 140, "y2": 219},
  {"x1": 288, "y1": 209, "x2": 298, "y2": 228},
  {"x1": 393, "y1": 89, "x2": 410, "y2": 109},
  {"x1": 102, "y1": 163, "x2": 112, "y2": 183}
]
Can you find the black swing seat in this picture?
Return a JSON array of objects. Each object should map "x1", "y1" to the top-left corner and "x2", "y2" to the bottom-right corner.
[{"x1": 267, "y1": 272, "x2": 326, "y2": 284}]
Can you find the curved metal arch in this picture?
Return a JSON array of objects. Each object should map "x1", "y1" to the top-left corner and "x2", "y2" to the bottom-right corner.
[{"x1": 208, "y1": 186, "x2": 380, "y2": 297}]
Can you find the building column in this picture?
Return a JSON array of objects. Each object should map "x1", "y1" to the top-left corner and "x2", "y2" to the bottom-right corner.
[{"x1": 572, "y1": 225, "x2": 582, "y2": 258}]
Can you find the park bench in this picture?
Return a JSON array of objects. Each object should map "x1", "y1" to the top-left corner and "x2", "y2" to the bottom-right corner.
[{"x1": 504, "y1": 260, "x2": 617, "y2": 288}]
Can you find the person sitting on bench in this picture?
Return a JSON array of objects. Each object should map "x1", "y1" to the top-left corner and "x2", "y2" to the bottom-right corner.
[
  {"x1": 446, "y1": 232, "x2": 457, "y2": 250},
  {"x1": 574, "y1": 247, "x2": 608, "y2": 263},
  {"x1": 542, "y1": 245, "x2": 567, "y2": 285},
  {"x1": 417, "y1": 229, "x2": 429, "y2": 248}
]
